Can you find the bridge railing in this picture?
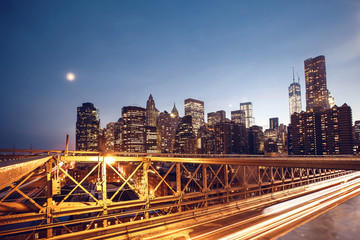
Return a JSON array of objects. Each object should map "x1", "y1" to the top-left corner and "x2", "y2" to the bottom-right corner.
[{"x1": 0, "y1": 152, "x2": 356, "y2": 239}]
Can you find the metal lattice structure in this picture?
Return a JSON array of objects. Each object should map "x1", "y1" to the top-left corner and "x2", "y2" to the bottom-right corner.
[{"x1": 0, "y1": 150, "x2": 359, "y2": 239}]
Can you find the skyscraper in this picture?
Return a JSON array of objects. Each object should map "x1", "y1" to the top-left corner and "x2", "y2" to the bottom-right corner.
[
  {"x1": 184, "y1": 98, "x2": 204, "y2": 135},
  {"x1": 290, "y1": 104, "x2": 353, "y2": 155},
  {"x1": 170, "y1": 103, "x2": 179, "y2": 118},
  {"x1": 304, "y1": 55, "x2": 330, "y2": 111},
  {"x1": 248, "y1": 125, "x2": 264, "y2": 154},
  {"x1": 288, "y1": 68, "x2": 302, "y2": 117},
  {"x1": 269, "y1": 117, "x2": 279, "y2": 130},
  {"x1": 157, "y1": 111, "x2": 180, "y2": 153},
  {"x1": 121, "y1": 106, "x2": 146, "y2": 153},
  {"x1": 207, "y1": 110, "x2": 225, "y2": 126},
  {"x1": 354, "y1": 121, "x2": 360, "y2": 142},
  {"x1": 214, "y1": 121, "x2": 233, "y2": 154},
  {"x1": 146, "y1": 94, "x2": 159, "y2": 127},
  {"x1": 328, "y1": 91, "x2": 335, "y2": 108},
  {"x1": 76, "y1": 102, "x2": 100, "y2": 151},
  {"x1": 174, "y1": 115, "x2": 195, "y2": 153},
  {"x1": 240, "y1": 102, "x2": 254, "y2": 128},
  {"x1": 104, "y1": 122, "x2": 116, "y2": 152},
  {"x1": 231, "y1": 110, "x2": 245, "y2": 125}
]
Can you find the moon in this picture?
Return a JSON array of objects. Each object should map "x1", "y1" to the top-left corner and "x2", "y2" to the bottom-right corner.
[{"x1": 66, "y1": 73, "x2": 75, "y2": 81}]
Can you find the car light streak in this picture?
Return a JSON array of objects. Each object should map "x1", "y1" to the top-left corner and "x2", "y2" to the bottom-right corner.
[{"x1": 219, "y1": 178, "x2": 360, "y2": 240}]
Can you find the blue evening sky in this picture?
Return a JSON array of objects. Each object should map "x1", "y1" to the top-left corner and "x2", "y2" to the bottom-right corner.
[{"x1": 1, "y1": 0, "x2": 360, "y2": 150}]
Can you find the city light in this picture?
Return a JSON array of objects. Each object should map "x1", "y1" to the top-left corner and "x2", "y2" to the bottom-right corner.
[{"x1": 105, "y1": 156, "x2": 115, "y2": 164}]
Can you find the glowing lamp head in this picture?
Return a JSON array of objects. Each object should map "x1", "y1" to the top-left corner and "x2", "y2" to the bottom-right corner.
[
  {"x1": 66, "y1": 73, "x2": 75, "y2": 81},
  {"x1": 105, "y1": 156, "x2": 115, "y2": 164}
]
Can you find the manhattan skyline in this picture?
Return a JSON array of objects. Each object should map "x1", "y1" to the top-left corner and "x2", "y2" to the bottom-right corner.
[{"x1": 1, "y1": 0, "x2": 360, "y2": 150}]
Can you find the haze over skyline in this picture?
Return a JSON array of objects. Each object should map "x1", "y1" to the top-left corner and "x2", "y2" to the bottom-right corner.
[{"x1": 1, "y1": 0, "x2": 360, "y2": 150}]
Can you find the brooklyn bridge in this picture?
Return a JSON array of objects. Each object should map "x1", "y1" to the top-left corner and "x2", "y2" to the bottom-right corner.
[{"x1": 1, "y1": 149, "x2": 360, "y2": 240}]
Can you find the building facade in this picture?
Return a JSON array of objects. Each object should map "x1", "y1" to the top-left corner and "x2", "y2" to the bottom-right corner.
[
  {"x1": 288, "y1": 69, "x2": 302, "y2": 117},
  {"x1": 145, "y1": 126, "x2": 157, "y2": 153},
  {"x1": 208, "y1": 110, "x2": 226, "y2": 126},
  {"x1": 104, "y1": 122, "x2": 116, "y2": 152},
  {"x1": 248, "y1": 125, "x2": 264, "y2": 154},
  {"x1": 76, "y1": 102, "x2": 100, "y2": 151},
  {"x1": 231, "y1": 110, "x2": 245, "y2": 125},
  {"x1": 240, "y1": 102, "x2": 254, "y2": 128},
  {"x1": 146, "y1": 94, "x2": 159, "y2": 127},
  {"x1": 269, "y1": 117, "x2": 279, "y2": 130},
  {"x1": 157, "y1": 110, "x2": 180, "y2": 153},
  {"x1": 290, "y1": 104, "x2": 353, "y2": 155},
  {"x1": 304, "y1": 55, "x2": 330, "y2": 111},
  {"x1": 174, "y1": 115, "x2": 195, "y2": 153},
  {"x1": 184, "y1": 98, "x2": 204, "y2": 135},
  {"x1": 121, "y1": 106, "x2": 146, "y2": 153}
]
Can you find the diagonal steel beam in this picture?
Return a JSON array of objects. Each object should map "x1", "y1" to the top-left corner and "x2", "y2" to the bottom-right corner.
[
  {"x1": 109, "y1": 162, "x2": 143, "y2": 201},
  {"x1": 150, "y1": 163, "x2": 176, "y2": 195},
  {"x1": 59, "y1": 167, "x2": 100, "y2": 204},
  {"x1": 57, "y1": 162, "x2": 100, "y2": 206}
]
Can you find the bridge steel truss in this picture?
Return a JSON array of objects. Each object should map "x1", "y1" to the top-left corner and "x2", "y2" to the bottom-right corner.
[{"x1": 0, "y1": 151, "x2": 359, "y2": 239}]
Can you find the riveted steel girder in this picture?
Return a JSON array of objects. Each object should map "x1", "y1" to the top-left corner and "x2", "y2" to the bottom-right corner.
[{"x1": 0, "y1": 156, "x2": 52, "y2": 190}]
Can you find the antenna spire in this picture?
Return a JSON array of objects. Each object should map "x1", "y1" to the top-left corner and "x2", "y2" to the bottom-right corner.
[
  {"x1": 297, "y1": 72, "x2": 300, "y2": 84},
  {"x1": 292, "y1": 66, "x2": 295, "y2": 83}
]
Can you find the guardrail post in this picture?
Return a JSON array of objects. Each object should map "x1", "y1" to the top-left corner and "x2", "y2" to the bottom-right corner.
[
  {"x1": 258, "y1": 167, "x2": 262, "y2": 196},
  {"x1": 281, "y1": 167, "x2": 285, "y2": 191},
  {"x1": 176, "y1": 162, "x2": 182, "y2": 212},
  {"x1": 143, "y1": 158, "x2": 150, "y2": 219},
  {"x1": 203, "y1": 164, "x2": 208, "y2": 207},
  {"x1": 242, "y1": 166, "x2": 247, "y2": 199},
  {"x1": 270, "y1": 167, "x2": 274, "y2": 193},
  {"x1": 224, "y1": 165, "x2": 230, "y2": 202},
  {"x1": 102, "y1": 156, "x2": 108, "y2": 227},
  {"x1": 46, "y1": 158, "x2": 54, "y2": 238}
]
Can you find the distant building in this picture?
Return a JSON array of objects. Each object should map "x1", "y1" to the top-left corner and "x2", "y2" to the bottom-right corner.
[
  {"x1": 240, "y1": 102, "x2": 254, "y2": 128},
  {"x1": 264, "y1": 129, "x2": 278, "y2": 153},
  {"x1": 328, "y1": 91, "x2": 335, "y2": 108},
  {"x1": 184, "y1": 98, "x2": 204, "y2": 135},
  {"x1": 248, "y1": 125, "x2": 264, "y2": 154},
  {"x1": 104, "y1": 122, "x2": 116, "y2": 152},
  {"x1": 114, "y1": 119, "x2": 123, "y2": 152},
  {"x1": 231, "y1": 110, "x2": 245, "y2": 125},
  {"x1": 174, "y1": 115, "x2": 195, "y2": 153},
  {"x1": 214, "y1": 122, "x2": 233, "y2": 154},
  {"x1": 199, "y1": 125, "x2": 215, "y2": 154},
  {"x1": 263, "y1": 123, "x2": 287, "y2": 154},
  {"x1": 145, "y1": 126, "x2": 157, "y2": 153},
  {"x1": 213, "y1": 121, "x2": 247, "y2": 154},
  {"x1": 304, "y1": 55, "x2": 330, "y2": 111},
  {"x1": 76, "y1": 102, "x2": 100, "y2": 151},
  {"x1": 98, "y1": 128, "x2": 106, "y2": 152},
  {"x1": 146, "y1": 94, "x2": 159, "y2": 127},
  {"x1": 354, "y1": 121, "x2": 360, "y2": 142},
  {"x1": 170, "y1": 103, "x2": 179, "y2": 118},
  {"x1": 354, "y1": 121, "x2": 360, "y2": 154},
  {"x1": 290, "y1": 104, "x2": 353, "y2": 155},
  {"x1": 121, "y1": 106, "x2": 146, "y2": 153},
  {"x1": 269, "y1": 117, "x2": 279, "y2": 130},
  {"x1": 208, "y1": 110, "x2": 226, "y2": 126},
  {"x1": 157, "y1": 111, "x2": 180, "y2": 153},
  {"x1": 288, "y1": 68, "x2": 302, "y2": 117}
]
